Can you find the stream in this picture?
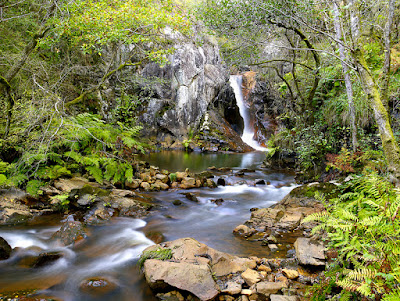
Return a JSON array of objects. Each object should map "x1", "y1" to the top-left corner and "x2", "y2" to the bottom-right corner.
[{"x1": 0, "y1": 151, "x2": 296, "y2": 300}]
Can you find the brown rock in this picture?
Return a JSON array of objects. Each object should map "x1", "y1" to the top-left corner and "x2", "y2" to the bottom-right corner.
[
  {"x1": 256, "y1": 281, "x2": 287, "y2": 296},
  {"x1": 181, "y1": 177, "x2": 196, "y2": 189},
  {"x1": 51, "y1": 220, "x2": 86, "y2": 246},
  {"x1": 221, "y1": 281, "x2": 242, "y2": 295},
  {"x1": 54, "y1": 177, "x2": 90, "y2": 192},
  {"x1": 258, "y1": 265, "x2": 272, "y2": 273},
  {"x1": 140, "y1": 182, "x2": 151, "y2": 191},
  {"x1": 125, "y1": 179, "x2": 141, "y2": 189},
  {"x1": 140, "y1": 172, "x2": 152, "y2": 182},
  {"x1": 176, "y1": 171, "x2": 188, "y2": 181},
  {"x1": 233, "y1": 224, "x2": 255, "y2": 237},
  {"x1": 144, "y1": 259, "x2": 219, "y2": 301},
  {"x1": 155, "y1": 174, "x2": 169, "y2": 183},
  {"x1": 241, "y1": 268, "x2": 261, "y2": 286},
  {"x1": 80, "y1": 277, "x2": 118, "y2": 296},
  {"x1": 282, "y1": 269, "x2": 299, "y2": 280}
]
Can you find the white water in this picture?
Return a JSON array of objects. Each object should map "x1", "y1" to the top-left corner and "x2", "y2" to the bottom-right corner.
[{"x1": 229, "y1": 75, "x2": 268, "y2": 151}]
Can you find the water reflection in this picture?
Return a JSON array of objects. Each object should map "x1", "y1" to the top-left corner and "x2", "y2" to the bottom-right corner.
[{"x1": 140, "y1": 150, "x2": 266, "y2": 172}]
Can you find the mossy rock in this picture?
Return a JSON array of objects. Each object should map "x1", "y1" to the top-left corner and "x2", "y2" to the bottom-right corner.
[
  {"x1": 78, "y1": 184, "x2": 111, "y2": 197},
  {"x1": 289, "y1": 182, "x2": 339, "y2": 199}
]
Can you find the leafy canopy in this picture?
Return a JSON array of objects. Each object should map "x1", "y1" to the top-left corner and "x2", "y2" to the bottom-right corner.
[{"x1": 41, "y1": 0, "x2": 191, "y2": 63}]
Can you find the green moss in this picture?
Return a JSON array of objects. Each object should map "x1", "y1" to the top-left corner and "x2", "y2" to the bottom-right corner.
[
  {"x1": 289, "y1": 182, "x2": 339, "y2": 199},
  {"x1": 138, "y1": 248, "x2": 172, "y2": 268}
]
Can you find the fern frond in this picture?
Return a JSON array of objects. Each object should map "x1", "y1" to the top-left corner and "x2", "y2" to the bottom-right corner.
[{"x1": 301, "y1": 211, "x2": 328, "y2": 224}]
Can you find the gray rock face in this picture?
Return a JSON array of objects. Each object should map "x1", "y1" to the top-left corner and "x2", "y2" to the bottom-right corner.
[
  {"x1": 144, "y1": 259, "x2": 219, "y2": 301},
  {"x1": 139, "y1": 40, "x2": 228, "y2": 140},
  {"x1": 294, "y1": 238, "x2": 325, "y2": 266}
]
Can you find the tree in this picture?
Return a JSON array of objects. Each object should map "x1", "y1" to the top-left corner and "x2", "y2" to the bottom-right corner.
[{"x1": 199, "y1": 0, "x2": 400, "y2": 181}]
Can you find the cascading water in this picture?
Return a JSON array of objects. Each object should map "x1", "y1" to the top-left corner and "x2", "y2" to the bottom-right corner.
[{"x1": 229, "y1": 75, "x2": 268, "y2": 151}]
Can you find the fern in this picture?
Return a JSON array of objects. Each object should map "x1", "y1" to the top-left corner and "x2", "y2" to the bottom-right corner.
[{"x1": 308, "y1": 173, "x2": 400, "y2": 300}]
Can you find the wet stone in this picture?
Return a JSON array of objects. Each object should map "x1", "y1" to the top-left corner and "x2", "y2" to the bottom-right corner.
[
  {"x1": 181, "y1": 192, "x2": 199, "y2": 203},
  {"x1": 51, "y1": 220, "x2": 86, "y2": 246},
  {"x1": 172, "y1": 200, "x2": 183, "y2": 206},
  {"x1": 0, "y1": 236, "x2": 12, "y2": 260},
  {"x1": 80, "y1": 277, "x2": 119, "y2": 296},
  {"x1": 210, "y1": 198, "x2": 224, "y2": 206},
  {"x1": 33, "y1": 251, "x2": 63, "y2": 268},
  {"x1": 217, "y1": 178, "x2": 226, "y2": 186}
]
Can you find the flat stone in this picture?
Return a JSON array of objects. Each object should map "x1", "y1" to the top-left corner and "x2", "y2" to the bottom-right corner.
[
  {"x1": 144, "y1": 259, "x2": 219, "y2": 301},
  {"x1": 258, "y1": 265, "x2": 272, "y2": 273},
  {"x1": 241, "y1": 289, "x2": 253, "y2": 295},
  {"x1": 282, "y1": 269, "x2": 299, "y2": 280},
  {"x1": 241, "y1": 268, "x2": 261, "y2": 286},
  {"x1": 54, "y1": 177, "x2": 90, "y2": 192},
  {"x1": 221, "y1": 281, "x2": 242, "y2": 295},
  {"x1": 270, "y1": 295, "x2": 299, "y2": 301},
  {"x1": 268, "y1": 244, "x2": 279, "y2": 252},
  {"x1": 294, "y1": 238, "x2": 325, "y2": 266},
  {"x1": 256, "y1": 281, "x2": 287, "y2": 296}
]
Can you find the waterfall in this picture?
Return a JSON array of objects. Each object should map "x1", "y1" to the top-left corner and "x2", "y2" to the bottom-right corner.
[{"x1": 229, "y1": 75, "x2": 268, "y2": 152}]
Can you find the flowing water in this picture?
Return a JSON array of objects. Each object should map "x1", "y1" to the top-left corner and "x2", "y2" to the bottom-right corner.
[
  {"x1": 229, "y1": 75, "x2": 268, "y2": 152},
  {"x1": 0, "y1": 152, "x2": 295, "y2": 300}
]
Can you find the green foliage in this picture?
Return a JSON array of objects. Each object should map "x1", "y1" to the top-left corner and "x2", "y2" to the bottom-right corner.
[
  {"x1": 305, "y1": 174, "x2": 400, "y2": 300},
  {"x1": 138, "y1": 248, "x2": 173, "y2": 268},
  {"x1": 41, "y1": 0, "x2": 190, "y2": 64},
  {"x1": 25, "y1": 180, "x2": 45, "y2": 197},
  {"x1": 169, "y1": 173, "x2": 177, "y2": 182},
  {"x1": 50, "y1": 193, "x2": 70, "y2": 211},
  {"x1": 294, "y1": 125, "x2": 333, "y2": 171}
]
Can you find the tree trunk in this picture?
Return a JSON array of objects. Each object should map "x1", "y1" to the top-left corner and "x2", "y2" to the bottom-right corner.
[
  {"x1": 354, "y1": 49, "x2": 400, "y2": 181},
  {"x1": 332, "y1": 1, "x2": 358, "y2": 151},
  {"x1": 381, "y1": 0, "x2": 395, "y2": 110}
]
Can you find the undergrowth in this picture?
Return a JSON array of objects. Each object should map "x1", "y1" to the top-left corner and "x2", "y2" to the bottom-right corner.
[
  {"x1": 0, "y1": 113, "x2": 145, "y2": 196},
  {"x1": 305, "y1": 173, "x2": 400, "y2": 300}
]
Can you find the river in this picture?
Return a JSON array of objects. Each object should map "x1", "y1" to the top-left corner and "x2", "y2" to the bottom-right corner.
[{"x1": 0, "y1": 151, "x2": 295, "y2": 300}]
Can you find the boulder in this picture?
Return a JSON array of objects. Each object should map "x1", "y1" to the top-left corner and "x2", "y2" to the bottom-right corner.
[
  {"x1": 33, "y1": 251, "x2": 63, "y2": 268},
  {"x1": 247, "y1": 208, "x2": 284, "y2": 229},
  {"x1": 176, "y1": 172, "x2": 188, "y2": 181},
  {"x1": 180, "y1": 177, "x2": 196, "y2": 189},
  {"x1": 141, "y1": 237, "x2": 257, "y2": 284},
  {"x1": 51, "y1": 220, "x2": 86, "y2": 246},
  {"x1": 294, "y1": 238, "x2": 325, "y2": 266},
  {"x1": 155, "y1": 174, "x2": 169, "y2": 183},
  {"x1": 144, "y1": 259, "x2": 219, "y2": 301},
  {"x1": 0, "y1": 237, "x2": 12, "y2": 260}
]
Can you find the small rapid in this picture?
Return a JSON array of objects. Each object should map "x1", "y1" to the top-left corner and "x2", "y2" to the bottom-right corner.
[
  {"x1": 229, "y1": 75, "x2": 268, "y2": 152},
  {"x1": 0, "y1": 151, "x2": 295, "y2": 300}
]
